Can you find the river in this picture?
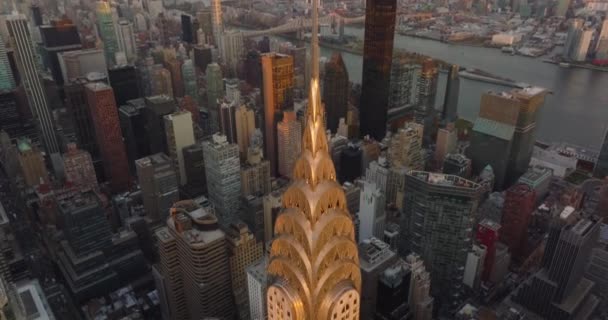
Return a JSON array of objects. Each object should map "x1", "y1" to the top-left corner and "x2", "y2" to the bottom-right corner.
[{"x1": 313, "y1": 26, "x2": 608, "y2": 151}]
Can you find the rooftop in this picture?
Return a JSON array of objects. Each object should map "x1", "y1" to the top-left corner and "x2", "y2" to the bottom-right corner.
[
  {"x1": 479, "y1": 218, "x2": 501, "y2": 231},
  {"x1": 359, "y1": 237, "x2": 395, "y2": 271},
  {"x1": 84, "y1": 81, "x2": 111, "y2": 91},
  {"x1": 16, "y1": 279, "x2": 55, "y2": 320},
  {"x1": 473, "y1": 117, "x2": 515, "y2": 141},
  {"x1": 409, "y1": 171, "x2": 481, "y2": 190}
]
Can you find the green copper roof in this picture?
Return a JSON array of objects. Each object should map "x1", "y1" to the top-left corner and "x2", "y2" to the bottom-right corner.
[
  {"x1": 17, "y1": 139, "x2": 31, "y2": 152},
  {"x1": 473, "y1": 117, "x2": 515, "y2": 141}
]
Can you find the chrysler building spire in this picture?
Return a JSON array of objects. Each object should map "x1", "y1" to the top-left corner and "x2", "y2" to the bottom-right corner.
[{"x1": 265, "y1": 1, "x2": 362, "y2": 318}]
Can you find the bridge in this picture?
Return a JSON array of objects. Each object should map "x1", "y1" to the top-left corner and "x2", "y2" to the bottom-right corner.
[{"x1": 241, "y1": 14, "x2": 365, "y2": 38}]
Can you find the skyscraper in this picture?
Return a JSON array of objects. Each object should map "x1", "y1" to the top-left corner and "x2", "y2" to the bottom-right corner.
[
  {"x1": 219, "y1": 101, "x2": 238, "y2": 143},
  {"x1": 404, "y1": 253, "x2": 434, "y2": 320},
  {"x1": 323, "y1": 52, "x2": 349, "y2": 132},
  {"x1": 85, "y1": 82, "x2": 130, "y2": 192},
  {"x1": 203, "y1": 133, "x2": 241, "y2": 222},
  {"x1": 116, "y1": 20, "x2": 137, "y2": 63},
  {"x1": 387, "y1": 123, "x2": 424, "y2": 170},
  {"x1": 500, "y1": 183, "x2": 535, "y2": 259},
  {"x1": 417, "y1": 59, "x2": 439, "y2": 145},
  {"x1": 241, "y1": 145, "x2": 271, "y2": 197},
  {"x1": 468, "y1": 88, "x2": 546, "y2": 189},
  {"x1": 266, "y1": 8, "x2": 361, "y2": 317},
  {"x1": 155, "y1": 200, "x2": 235, "y2": 319},
  {"x1": 261, "y1": 53, "x2": 294, "y2": 176},
  {"x1": 226, "y1": 223, "x2": 264, "y2": 320},
  {"x1": 63, "y1": 142, "x2": 98, "y2": 190},
  {"x1": 96, "y1": 1, "x2": 120, "y2": 67},
  {"x1": 205, "y1": 63, "x2": 223, "y2": 134},
  {"x1": 164, "y1": 111, "x2": 196, "y2": 186},
  {"x1": 359, "y1": 0, "x2": 397, "y2": 140},
  {"x1": 135, "y1": 153, "x2": 179, "y2": 223},
  {"x1": 359, "y1": 238, "x2": 398, "y2": 319},
  {"x1": 358, "y1": 181, "x2": 386, "y2": 241},
  {"x1": 7, "y1": 14, "x2": 59, "y2": 153},
  {"x1": 39, "y1": 19, "x2": 82, "y2": 85},
  {"x1": 220, "y1": 31, "x2": 244, "y2": 77},
  {"x1": 182, "y1": 143, "x2": 207, "y2": 196},
  {"x1": 143, "y1": 95, "x2": 176, "y2": 154},
  {"x1": 65, "y1": 80, "x2": 98, "y2": 158},
  {"x1": 235, "y1": 105, "x2": 256, "y2": 155},
  {"x1": 17, "y1": 139, "x2": 48, "y2": 187},
  {"x1": 247, "y1": 258, "x2": 268, "y2": 320},
  {"x1": 182, "y1": 59, "x2": 198, "y2": 102},
  {"x1": 476, "y1": 219, "x2": 501, "y2": 282},
  {"x1": 0, "y1": 36, "x2": 15, "y2": 91},
  {"x1": 442, "y1": 65, "x2": 460, "y2": 123},
  {"x1": 277, "y1": 110, "x2": 302, "y2": 178},
  {"x1": 388, "y1": 55, "x2": 419, "y2": 110},
  {"x1": 402, "y1": 171, "x2": 482, "y2": 309},
  {"x1": 108, "y1": 65, "x2": 140, "y2": 107},
  {"x1": 211, "y1": 0, "x2": 224, "y2": 46}
]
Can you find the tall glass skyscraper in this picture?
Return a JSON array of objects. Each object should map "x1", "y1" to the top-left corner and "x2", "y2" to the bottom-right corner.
[
  {"x1": 0, "y1": 37, "x2": 15, "y2": 91},
  {"x1": 7, "y1": 14, "x2": 59, "y2": 153},
  {"x1": 359, "y1": 0, "x2": 396, "y2": 140},
  {"x1": 96, "y1": 1, "x2": 119, "y2": 67}
]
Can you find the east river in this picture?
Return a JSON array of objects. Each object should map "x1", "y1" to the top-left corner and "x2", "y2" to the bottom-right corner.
[{"x1": 313, "y1": 27, "x2": 608, "y2": 151}]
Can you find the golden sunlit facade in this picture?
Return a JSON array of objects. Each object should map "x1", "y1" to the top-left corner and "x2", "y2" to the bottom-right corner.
[{"x1": 266, "y1": 2, "x2": 361, "y2": 318}]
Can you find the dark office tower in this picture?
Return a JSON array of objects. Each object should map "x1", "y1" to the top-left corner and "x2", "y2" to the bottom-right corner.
[
  {"x1": 143, "y1": 95, "x2": 176, "y2": 154},
  {"x1": 40, "y1": 19, "x2": 82, "y2": 85},
  {"x1": 220, "y1": 102, "x2": 237, "y2": 143},
  {"x1": 108, "y1": 65, "x2": 140, "y2": 107},
  {"x1": 182, "y1": 143, "x2": 207, "y2": 197},
  {"x1": 181, "y1": 14, "x2": 193, "y2": 43},
  {"x1": 359, "y1": 0, "x2": 396, "y2": 140},
  {"x1": 244, "y1": 50, "x2": 262, "y2": 88},
  {"x1": 514, "y1": 217, "x2": 601, "y2": 319},
  {"x1": 65, "y1": 80, "x2": 98, "y2": 157},
  {"x1": 85, "y1": 82, "x2": 130, "y2": 193},
  {"x1": 500, "y1": 184, "x2": 535, "y2": 259},
  {"x1": 31, "y1": 6, "x2": 43, "y2": 26},
  {"x1": 119, "y1": 99, "x2": 149, "y2": 174},
  {"x1": 339, "y1": 143, "x2": 362, "y2": 183},
  {"x1": 442, "y1": 65, "x2": 460, "y2": 123},
  {"x1": 375, "y1": 261, "x2": 412, "y2": 320},
  {"x1": 594, "y1": 127, "x2": 608, "y2": 178},
  {"x1": 323, "y1": 52, "x2": 349, "y2": 133},
  {"x1": 402, "y1": 171, "x2": 482, "y2": 310},
  {"x1": 56, "y1": 191, "x2": 117, "y2": 302},
  {"x1": 193, "y1": 45, "x2": 213, "y2": 72},
  {"x1": 7, "y1": 13, "x2": 60, "y2": 153},
  {"x1": 0, "y1": 91, "x2": 21, "y2": 136}
]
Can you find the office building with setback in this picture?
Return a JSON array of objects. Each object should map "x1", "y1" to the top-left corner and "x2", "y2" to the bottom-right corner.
[
  {"x1": 203, "y1": 134, "x2": 241, "y2": 222},
  {"x1": 155, "y1": 200, "x2": 235, "y2": 320},
  {"x1": 241, "y1": 146, "x2": 271, "y2": 197},
  {"x1": 164, "y1": 111, "x2": 195, "y2": 186},
  {"x1": 401, "y1": 171, "x2": 482, "y2": 310}
]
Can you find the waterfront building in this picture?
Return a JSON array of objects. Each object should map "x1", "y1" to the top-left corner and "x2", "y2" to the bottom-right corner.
[
  {"x1": 402, "y1": 171, "x2": 482, "y2": 309},
  {"x1": 136, "y1": 153, "x2": 179, "y2": 223},
  {"x1": 323, "y1": 52, "x2": 349, "y2": 132},
  {"x1": 442, "y1": 65, "x2": 460, "y2": 123},
  {"x1": 155, "y1": 200, "x2": 235, "y2": 319},
  {"x1": 468, "y1": 88, "x2": 546, "y2": 190},
  {"x1": 266, "y1": 11, "x2": 361, "y2": 317},
  {"x1": 7, "y1": 13, "x2": 59, "y2": 153},
  {"x1": 360, "y1": 0, "x2": 397, "y2": 140},
  {"x1": 595, "y1": 126, "x2": 608, "y2": 178},
  {"x1": 261, "y1": 53, "x2": 294, "y2": 176},
  {"x1": 85, "y1": 82, "x2": 129, "y2": 192},
  {"x1": 203, "y1": 134, "x2": 241, "y2": 222}
]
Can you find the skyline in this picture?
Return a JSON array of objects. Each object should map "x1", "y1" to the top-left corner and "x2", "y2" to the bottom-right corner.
[{"x1": 0, "y1": 0, "x2": 606, "y2": 319}]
